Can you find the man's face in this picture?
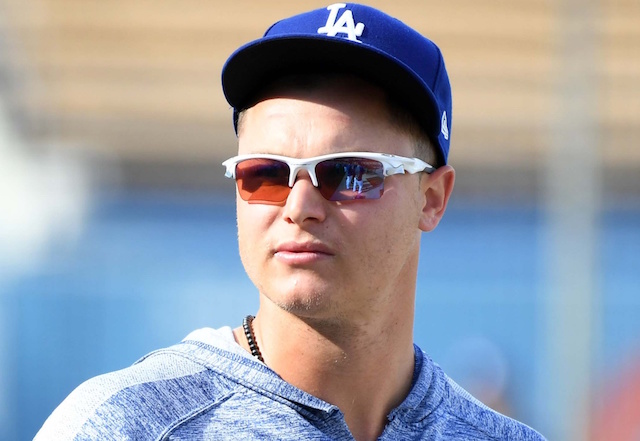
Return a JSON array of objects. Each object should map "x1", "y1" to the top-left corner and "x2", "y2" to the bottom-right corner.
[{"x1": 235, "y1": 78, "x2": 427, "y2": 323}]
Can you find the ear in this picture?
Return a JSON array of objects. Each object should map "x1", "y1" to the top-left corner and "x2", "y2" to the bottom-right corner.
[{"x1": 418, "y1": 165, "x2": 455, "y2": 232}]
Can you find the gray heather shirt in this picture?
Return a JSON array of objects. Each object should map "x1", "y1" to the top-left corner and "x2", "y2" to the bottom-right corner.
[{"x1": 35, "y1": 327, "x2": 546, "y2": 440}]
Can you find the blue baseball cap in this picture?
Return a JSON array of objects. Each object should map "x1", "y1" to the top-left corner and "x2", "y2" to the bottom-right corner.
[{"x1": 221, "y1": 3, "x2": 452, "y2": 165}]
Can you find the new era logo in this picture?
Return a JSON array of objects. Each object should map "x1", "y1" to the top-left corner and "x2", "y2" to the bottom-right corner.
[
  {"x1": 317, "y1": 3, "x2": 365, "y2": 43},
  {"x1": 441, "y1": 112, "x2": 449, "y2": 140}
]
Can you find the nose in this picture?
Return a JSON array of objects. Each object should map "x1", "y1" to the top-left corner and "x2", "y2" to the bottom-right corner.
[{"x1": 281, "y1": 171, "x2": 327, "y2": 224}]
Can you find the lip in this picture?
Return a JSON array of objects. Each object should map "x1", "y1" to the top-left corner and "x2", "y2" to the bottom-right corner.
[{"x1": 274, "y1": 241, "x2": 335, "y2": 264}]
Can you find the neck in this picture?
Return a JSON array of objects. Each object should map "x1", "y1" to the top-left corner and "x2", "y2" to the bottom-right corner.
[{"x1": 235, "y1": 297, "x2": 416, "y2": 441}]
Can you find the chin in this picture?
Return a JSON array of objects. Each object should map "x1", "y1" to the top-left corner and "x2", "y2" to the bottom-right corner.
[
  {"x1": 278, "y1": 291, "x2": 328, "y2": 314},
  {"x1": 269, "y1": 281, "x2": 336, "y2": 316}
]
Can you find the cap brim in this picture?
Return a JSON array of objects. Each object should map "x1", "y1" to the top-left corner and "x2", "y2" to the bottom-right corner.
[{"x1": 222, "y1": 35, "x2": 442, "y2": 145}]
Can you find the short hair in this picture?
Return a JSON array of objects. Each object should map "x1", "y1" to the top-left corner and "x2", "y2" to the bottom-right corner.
[
  {"x1": 383, "y1": 95, "x2": 438, "y2": 167},
  {"x1": 235, "y1": 73, "x2": 439, "y2": 167}
]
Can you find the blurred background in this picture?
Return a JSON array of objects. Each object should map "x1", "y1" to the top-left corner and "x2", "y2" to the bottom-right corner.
[{"x1": 0, "y1": 0, "x2": 638, "y2": 440}]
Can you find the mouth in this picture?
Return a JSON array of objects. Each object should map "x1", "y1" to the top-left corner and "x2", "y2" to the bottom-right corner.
[{"x1": 274, "y1": 241, "x2": 335, "y2": 264}]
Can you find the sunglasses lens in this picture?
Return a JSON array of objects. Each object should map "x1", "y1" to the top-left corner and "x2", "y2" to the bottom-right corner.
[
  {"x1": 235, "y1": 158, "x2": 290, "y2": 203},
  {"x1": 316, "y1": 158, "x2": 385, "y2": 201}
]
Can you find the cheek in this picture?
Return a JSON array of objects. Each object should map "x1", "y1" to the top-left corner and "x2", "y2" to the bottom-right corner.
[
  {"x1": 236, "y1": 204, "x2": 272, "y2": 266},
  {"x1": 363, "y1": 191, "x2": 423, "y2": 255},
  {"x1": 237, "y1": 201, "x2": 272, "y2": 230},
  {"x1": 341, "y1": 202, "x2": 418, "y2": 257}
]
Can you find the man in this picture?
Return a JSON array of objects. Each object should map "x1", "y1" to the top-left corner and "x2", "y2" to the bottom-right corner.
[{"x1": 36, "y1": 3, "x2": 545, "y2": 440}]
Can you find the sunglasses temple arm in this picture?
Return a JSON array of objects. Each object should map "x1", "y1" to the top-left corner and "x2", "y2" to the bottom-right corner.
[{"x1": 222, "y1": 160, "x2": 235, "y2": 179}]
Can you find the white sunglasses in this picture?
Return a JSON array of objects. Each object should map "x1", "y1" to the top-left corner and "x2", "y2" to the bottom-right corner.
[{"x1": 222, "y1": 152, "x2": 434, "y2": 203}]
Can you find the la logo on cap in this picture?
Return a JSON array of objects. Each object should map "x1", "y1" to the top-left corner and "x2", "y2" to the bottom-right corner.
[{"x1": 317, "y1": 3, "x2": 365, "y2": 42}]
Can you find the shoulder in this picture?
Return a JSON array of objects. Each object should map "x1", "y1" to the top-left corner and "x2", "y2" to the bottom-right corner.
[
  {"x1": 408, "y1": 347, "x2": 546, "y2": 441},
  {"x1": 438, "y1": 375, "x2": 546, "y2": 440},
  {"x1": 34, "y1": 330, "x2": 242, "y2": 441}
]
